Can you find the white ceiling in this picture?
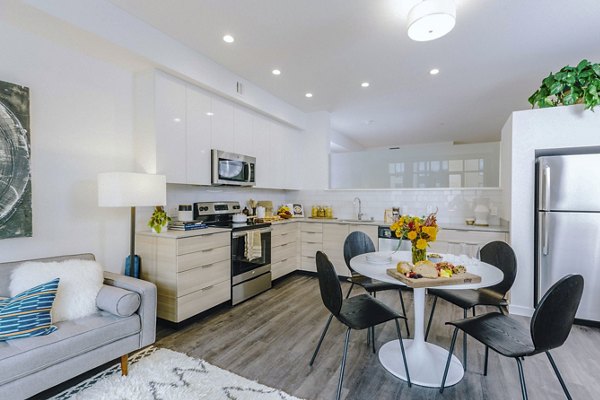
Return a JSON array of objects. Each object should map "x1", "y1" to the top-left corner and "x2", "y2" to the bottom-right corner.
[{"x1": 108, "y1": 0, "x2": 600, "y2": 148}]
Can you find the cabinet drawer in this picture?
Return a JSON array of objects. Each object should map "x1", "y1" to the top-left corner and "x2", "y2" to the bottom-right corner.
[
  {"x1": 272, "y1": 231, "x2": 297, "y2": 247},
  {"x1": 300, "y1": 255, "x2": 317, "y2": 271},
  {"x1": 177, "y1": 245, "x2": 230, "y2": 272},
  {"x1": 272, "y1": 257, "x2": 296, "y2": 280},
  {"x1": 302, "y1": 241, "x2": 322, "y2": 257},
  {"x1": 301, "y1": 223, "x2": 322, "y2": 233},
  {"x1": 177, "y1": 259, "x2": 230, "y2": 296},
  {"x1": 301, "y1": 231, "x2": 322, "y2": 243},
  {"x1": 272, "y1": 242, "x2": 297, "y2": 263},
  {"x1": 177, "y1": 232, "x2": 230, "y2": 255},
  {"x1": 437, "y1": 229, "x2": 507, "y2": 245},
  {"x1": 177, "y1": 280, "x2": 230, "y2": 322},
  {"x1": 272, "y1": 223, "x2": 297, "y2": 235}
]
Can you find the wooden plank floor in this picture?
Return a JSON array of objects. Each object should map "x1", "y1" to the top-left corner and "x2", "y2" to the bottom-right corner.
[{"x1": 156, "y1": 273, "x2": 600, "y2": 400}]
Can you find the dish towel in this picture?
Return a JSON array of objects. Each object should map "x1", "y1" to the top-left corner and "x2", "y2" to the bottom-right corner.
[{"x1": 244, "y1": 231, "x2": 263, "y2": 261}]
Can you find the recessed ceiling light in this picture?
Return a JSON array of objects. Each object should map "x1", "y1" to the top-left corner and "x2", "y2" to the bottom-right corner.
[
  {"x1": 173, "y1": 118, "x2": 181, "y2": 123},
  {"x1": 305, "y1": 93, "x2": 313, "y2": 98},
  {"x1": 361, "y1": 82, "x2": 370, "y2": 88},
  {"x1": 206, "y1": 112, "x2": 214, "y2": 116},
  {"x1": 272, "y1": 69, "x2": 281, "y2": 75},
  {"x1": 223, "y1": 34, "x2": 235, "y2": 43},
  {"x1": 430, "y1": 68, "x2": 440, "y2": 75}
]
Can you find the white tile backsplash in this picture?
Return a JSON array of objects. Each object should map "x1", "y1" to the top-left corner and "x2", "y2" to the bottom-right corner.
[
  {"x1": 163, "y1": 184, "x2": 503, "y2": 226},
  {"x1": 286, "y1": 188, "x2": 503, "y2": 224}
]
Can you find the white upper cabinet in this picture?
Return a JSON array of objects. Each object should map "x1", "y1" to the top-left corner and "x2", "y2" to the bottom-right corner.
[
  {"x1": 154, "y1": 72, "x2": 187, "y2": 184},
  {"x1": 252, "y1": 115, "x2": 272, "y2": 188},
  {"x1": 135, "y1": 69, "x2": 303, "y2": 189},
  {"x1": 186, "y1": 85, "x2": 212, "y2": 185},
  {"x1": 210, "y1": 97, "x2": 235, "y2": 153},
  {"x1": 234, "y1": 107, "x2": 254, "y2": 156}
]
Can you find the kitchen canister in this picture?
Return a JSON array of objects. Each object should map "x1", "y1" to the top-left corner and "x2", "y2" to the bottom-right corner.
[
  {"x1": 178, "y1": 204, "x2": 193, "y2": 222},
  {"x1": 256, "y1": 206, "x2": 266, "y2": 219}
]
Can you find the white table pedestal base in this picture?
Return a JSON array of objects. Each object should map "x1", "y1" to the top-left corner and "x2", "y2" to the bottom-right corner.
[{"x1": 378, "y1": 339, "x2": 464, "y2": 388}]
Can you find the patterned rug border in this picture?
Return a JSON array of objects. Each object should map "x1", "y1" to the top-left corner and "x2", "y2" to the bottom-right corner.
[
  {"x1": 50, "y1": 346, "x2": 159, "y2": 399},
  {"x1": 50, "y1": 346, "x2": 303, "y2": 400}
]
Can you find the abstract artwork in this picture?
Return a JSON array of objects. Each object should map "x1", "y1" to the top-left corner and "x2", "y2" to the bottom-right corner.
[{"x1": 0, "y1": 80, "x2": 31, "y2": 239}]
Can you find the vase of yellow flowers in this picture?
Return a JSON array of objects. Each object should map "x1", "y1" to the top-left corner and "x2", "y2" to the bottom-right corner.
[{"x1": 390, "y1": 212, "x2": 438, "y2": 264}]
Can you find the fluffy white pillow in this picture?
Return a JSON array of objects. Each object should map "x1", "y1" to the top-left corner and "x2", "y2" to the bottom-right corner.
[{"x1": 10, "y1": 259, "x2": 104, "y2": 323}]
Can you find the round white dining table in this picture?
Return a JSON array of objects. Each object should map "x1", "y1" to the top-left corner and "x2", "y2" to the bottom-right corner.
[{"x1": 350, "y1": 250, "x2": 503, "y2": 388}]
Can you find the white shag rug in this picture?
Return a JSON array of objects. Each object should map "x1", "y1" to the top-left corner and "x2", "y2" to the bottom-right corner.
[{"x1": 51, "y1": 347, "x2": 302, "y2": 400}]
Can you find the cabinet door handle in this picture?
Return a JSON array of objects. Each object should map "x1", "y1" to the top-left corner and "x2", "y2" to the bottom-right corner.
[
  {"x1": 201, "y1": 263, "x2": 215, "y2": 269},
  {"x1": 202, "y1": 285, "x2": 214, "y2": 291},
  {"x1": 201, "y1": 248, "x2": 214, "y2": 253},
  {"x1": 280, "y1": 243, "x2": 289, "y2": 247}
]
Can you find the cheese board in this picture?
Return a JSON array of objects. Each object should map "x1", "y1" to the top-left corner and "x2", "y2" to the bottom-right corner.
[{"x1": 386, "y1": 268, "x2": 481, "y2": 288}]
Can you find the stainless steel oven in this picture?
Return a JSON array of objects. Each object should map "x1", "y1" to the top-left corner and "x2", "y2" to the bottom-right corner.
[
  {"x1": 211, "y1": 149, "x2": 256, "y2": 186},
  {"x1": 231, "y1": 226, "x2": 271, "y2": 305}
]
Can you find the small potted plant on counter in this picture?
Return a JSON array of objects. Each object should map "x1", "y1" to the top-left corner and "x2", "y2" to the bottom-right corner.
[{"x1": 148, "y1": 206, "x2": 171, "y2": 233}]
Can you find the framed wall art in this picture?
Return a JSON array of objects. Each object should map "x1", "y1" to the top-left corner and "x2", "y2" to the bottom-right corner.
[{"x1": 0, "y1": 80, "x2": 31, "y2": 239}]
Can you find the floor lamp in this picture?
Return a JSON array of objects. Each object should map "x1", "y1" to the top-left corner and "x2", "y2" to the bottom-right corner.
[{"x1": 98, "y1": 172, "x2": 166, "y2": 276}]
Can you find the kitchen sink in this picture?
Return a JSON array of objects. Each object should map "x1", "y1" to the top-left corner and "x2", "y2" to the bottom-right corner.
[{"x1": 339, "y1": 218, "x2": 375, "y2": 223}]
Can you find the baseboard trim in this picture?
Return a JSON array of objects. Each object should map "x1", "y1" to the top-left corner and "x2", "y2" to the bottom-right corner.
[{"x1": 508, "y1": 304, "x2": 534, "y2": 317}]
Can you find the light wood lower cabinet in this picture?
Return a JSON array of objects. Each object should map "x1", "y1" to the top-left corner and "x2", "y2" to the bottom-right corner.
[
  {"x1": 271, "y1": 223, "x2": 298, "y2": 280},
  {"x1": 137, "y1": 231, "x2": 231, "y2": 323},
  {"x1": 300, "y1": 222, "x2": 322, "y2": 272},
  {"x1": 428, "y1": 229, "x2": 509, "y2": 258}
]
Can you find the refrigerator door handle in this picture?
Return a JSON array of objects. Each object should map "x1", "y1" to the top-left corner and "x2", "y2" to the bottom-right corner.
[
  {"x1": 542, "y1": 212, "x2": 550, "y2": 256},
  {"x1": 542, "y1": 165, "x2": 551, "y2": 211}
]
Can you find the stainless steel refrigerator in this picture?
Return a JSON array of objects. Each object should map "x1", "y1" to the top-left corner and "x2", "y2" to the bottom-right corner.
[{"x1": 535, "y1": 153, "x2": 600, "y2": 323}]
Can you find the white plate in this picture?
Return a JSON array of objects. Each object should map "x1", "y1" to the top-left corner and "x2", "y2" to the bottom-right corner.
[{"x1": 366, "y1": 254, "x2": 392, "y2": 265}]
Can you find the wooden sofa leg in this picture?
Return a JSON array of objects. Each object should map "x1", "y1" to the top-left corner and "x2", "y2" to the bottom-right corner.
[{"x1": 120, "y1": 354, "x2": 129, "y2": 376}]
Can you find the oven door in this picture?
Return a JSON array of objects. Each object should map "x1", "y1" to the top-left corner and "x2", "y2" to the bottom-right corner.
[{"x1": 231, "y1": 227, "x2": 271, "y2": 278}]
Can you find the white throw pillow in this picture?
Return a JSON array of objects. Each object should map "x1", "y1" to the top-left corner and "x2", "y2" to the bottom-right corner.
[{"x1": 10, "y1": 259, "x2": 104, "y2": 323}]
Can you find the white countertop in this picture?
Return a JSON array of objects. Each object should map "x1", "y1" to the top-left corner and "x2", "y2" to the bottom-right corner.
[{"x1": 136, "y1": 226, "x2": 231, "y2": 238}]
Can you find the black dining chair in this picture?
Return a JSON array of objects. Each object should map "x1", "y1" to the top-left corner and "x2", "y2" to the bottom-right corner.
[
  {"x1": 310, "y1": 251, "x2": 411, "y2": 400},
  {"x1": 425, "y1": 241, "x2": 517, "y2": 370},
  {"x1": 440, "y1": 274, "x2": 584, "y2": 400},
  {"x1": 343, "y1": 231, "x2": 411, "y2": 337}
]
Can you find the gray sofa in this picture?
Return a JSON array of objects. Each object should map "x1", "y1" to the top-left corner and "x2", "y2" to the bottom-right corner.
[{"x1": 0, "y1": 253, "x2": 157, "y2": 400}]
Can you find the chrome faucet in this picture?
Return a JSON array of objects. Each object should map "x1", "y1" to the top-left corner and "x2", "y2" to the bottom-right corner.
[{"x1": 353, "y1": 197, "x2": 363, "y2": 220}]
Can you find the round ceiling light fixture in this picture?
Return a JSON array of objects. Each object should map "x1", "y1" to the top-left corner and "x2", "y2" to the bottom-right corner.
[{"x1": 407, "y1": 0, "x2": 456, "y2": 42}]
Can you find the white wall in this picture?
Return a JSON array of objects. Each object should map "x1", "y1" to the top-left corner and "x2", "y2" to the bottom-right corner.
[
  {"x1": 501, "y1": 105, "x2": 600, "y2": 316},
  {"x1": 0, "y1": 17, "x2": 135, "y2": 273},
  {"x1": 302, "y1": 112, "x2": 332, "y2": 190}
]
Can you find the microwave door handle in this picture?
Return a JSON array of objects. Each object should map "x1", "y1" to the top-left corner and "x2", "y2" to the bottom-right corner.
[{"x1": 247, "y1": 163, "x2": 253, "y2": 183}]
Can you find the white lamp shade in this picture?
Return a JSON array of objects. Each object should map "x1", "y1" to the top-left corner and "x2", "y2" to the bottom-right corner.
[
  {"x1": 98, "y1": 172, "x2": 166, "y2": 207},
  {"x1": 408, "y1": 0, "x2": 456, "y2": 42}
]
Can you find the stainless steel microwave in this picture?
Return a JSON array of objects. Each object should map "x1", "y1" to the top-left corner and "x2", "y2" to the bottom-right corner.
[{"x1": 211, "y1": 149, "x2": 256, "y2": 186}]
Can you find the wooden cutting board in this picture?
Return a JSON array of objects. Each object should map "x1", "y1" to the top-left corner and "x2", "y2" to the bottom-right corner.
[{"x1": 386, "y1": 268, "x2": 481, "y2": 288}]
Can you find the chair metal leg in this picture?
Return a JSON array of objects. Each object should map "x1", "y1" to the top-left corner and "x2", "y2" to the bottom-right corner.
[
  {"x1": 373, "y1": 291, "x2": 377, "y2": 298},
  {"x1": 425, "y1": 296, "x2": 438, "y2": 341},
  {"x1": 440, "y1": 327, "x2": 459, "y2": 393},
  {"x1": 472, "y1": 307, "x2": 476, "y2": 317},
  {"x1": 371, "y1": 326, "x2": 376, "y2": 353},
  {"x1": 394, "y1": 319, "x2": 411, "y2": 387},
  {"x1": 546, "y1": 352, "x2": 572, "y2": 400},
  {"x1": 498, "y1": 305, "x2": 505, "y2": 315},
  {"x1": 484, "y1": 346, "x2": 489, "y2": 376},
  {"x1": 516, "y1": 358, "x2": 528, "y2": 400},
  {"x1": 345, "y1": 282, "x2": 355, "y2": 299},
  {"x1": 309, "y1": 314, "x2": 334, "y2": 366},
  {"x1": 336, "y1": 328, "x2": 352, "y2": 400},
  {"x1": 367, "y1": 325, "x2": 371, "y2": 346},
  {"x1": 463, "y1": 308, "x2": 468, "y2": 371},
  {"x1": 398, "y1": 289, "x2": 410, "y2": 337}
]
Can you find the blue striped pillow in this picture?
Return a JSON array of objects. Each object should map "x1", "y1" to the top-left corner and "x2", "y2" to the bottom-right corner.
[{"x1": 0, "y1": 278, "x2": 59, "y2": 341}]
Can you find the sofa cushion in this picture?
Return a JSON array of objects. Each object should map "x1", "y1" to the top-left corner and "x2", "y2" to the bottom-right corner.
[
  {"x1": 10, "y1": 260, "x2": 104, "y2": 323},
  {"x1": 0, "y1": 311, "x2": 140, "y2": 385},
  {"x1": 0, "y1": 279, "x2": 59, "y2": 341},
  {"x1": 96, "y1": 286, "x2": 141, "y2": 317}
]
